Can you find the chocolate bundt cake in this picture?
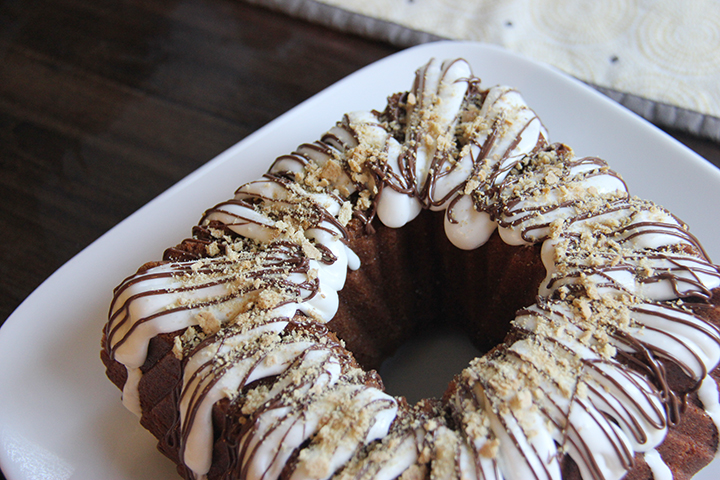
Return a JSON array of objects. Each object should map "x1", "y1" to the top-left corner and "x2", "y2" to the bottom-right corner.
[{"x1": 102, "y1": 58, "x2": 720, "y2": 480}]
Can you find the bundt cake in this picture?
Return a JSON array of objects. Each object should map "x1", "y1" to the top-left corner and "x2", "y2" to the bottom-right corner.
[{"x1": 102, "y1": 57, "x2": 720, "y2": 480}]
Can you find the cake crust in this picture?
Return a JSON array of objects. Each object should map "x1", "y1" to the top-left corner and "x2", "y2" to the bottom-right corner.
[{"x1": 102, "y1": 58, "x2": 720, "y2": 480}]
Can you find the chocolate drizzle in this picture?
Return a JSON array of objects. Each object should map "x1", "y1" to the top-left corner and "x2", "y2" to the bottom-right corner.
[{"x1": 102, "y1": 57, "x2": 720, "y2": 480}]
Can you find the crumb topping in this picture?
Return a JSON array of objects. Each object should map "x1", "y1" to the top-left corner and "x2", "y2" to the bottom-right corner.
[{"x1": 105, "y1": 57, "x2": 720, "y2": 480}]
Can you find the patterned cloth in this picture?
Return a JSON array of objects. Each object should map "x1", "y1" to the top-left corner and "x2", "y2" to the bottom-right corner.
[{"x1": 244, "y1": 0, "x2": 720, "y2": 140}]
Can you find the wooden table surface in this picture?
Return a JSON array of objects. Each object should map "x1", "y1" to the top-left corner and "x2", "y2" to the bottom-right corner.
[{"x1": 1, "y1": 1, "x2": 720, "y2": 478}]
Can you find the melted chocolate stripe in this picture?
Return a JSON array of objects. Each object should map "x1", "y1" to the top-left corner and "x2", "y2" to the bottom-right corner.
[{"x1": 105, "y1": 57, "x2": 720, "y2": 480}]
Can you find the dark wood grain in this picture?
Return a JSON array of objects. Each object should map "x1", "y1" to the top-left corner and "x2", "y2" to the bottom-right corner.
[
  {"x1": 0, "y1": 1, "x2": 719, "y2": 478},
  {"x1": 0, "y1": 0, "x2": 397, "y2": 329}
]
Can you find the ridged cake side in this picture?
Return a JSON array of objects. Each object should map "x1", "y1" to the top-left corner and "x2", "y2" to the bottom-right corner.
[{"x1": 102, "y1": 58, "x2": 720, "y2": 480}]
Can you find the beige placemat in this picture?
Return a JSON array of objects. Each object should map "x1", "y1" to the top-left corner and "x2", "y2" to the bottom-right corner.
[{"x1": 245, "y1": 0, "x2": 720, "y2": 141}]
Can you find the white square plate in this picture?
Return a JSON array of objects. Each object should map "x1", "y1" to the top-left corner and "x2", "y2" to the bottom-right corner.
[{"x1": 1, "y1": 41, "x2": 719, "y2": 480}]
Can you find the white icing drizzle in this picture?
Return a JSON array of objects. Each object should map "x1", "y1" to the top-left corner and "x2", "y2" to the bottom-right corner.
[
  {"x1": 103, "y1": 57, "x2": 720, "y2": 480},
  {"x1": 121, "y1": 366, "x2": 143, "y2": 416},
  {"x1": 179, "y1": 321, "x2": 294, "y2": 475},
  {"x1": 699, "y1": 376, "x2": 720, "y2": 458},
  {"x1": 332, "y1": 414, "x2": 423, "y2": 480},
  {"x1": 644, "y1": 449, "x2": 673, "y2": 480}
]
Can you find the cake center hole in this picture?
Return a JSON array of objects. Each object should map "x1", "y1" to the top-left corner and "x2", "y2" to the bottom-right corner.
[{"x1": 378, "y1": 326, "x2": 483, "y2": 404}]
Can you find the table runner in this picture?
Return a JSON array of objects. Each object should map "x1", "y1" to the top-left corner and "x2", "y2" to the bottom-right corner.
[{"x1": 244, "y1": 0, "x2": 720, "y2": 141}]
